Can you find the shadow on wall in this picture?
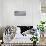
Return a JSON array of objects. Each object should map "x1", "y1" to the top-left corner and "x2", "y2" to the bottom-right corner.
[{"x1": 0, "y1": 26, "x2": 5, "y2": 40}]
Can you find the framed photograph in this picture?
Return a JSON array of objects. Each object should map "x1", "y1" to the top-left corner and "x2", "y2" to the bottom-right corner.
[{"x1": 14, "y1": 11, "x2": 26, "y2": 16}]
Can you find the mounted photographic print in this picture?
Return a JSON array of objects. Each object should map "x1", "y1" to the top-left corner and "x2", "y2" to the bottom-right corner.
[{"x1": 14, "y1": 11, "x2": 26, "y2": 16}]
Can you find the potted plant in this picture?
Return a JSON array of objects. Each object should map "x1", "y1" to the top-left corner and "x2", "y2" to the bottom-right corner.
[
  {"x1": 31, "y1": 35, "x2": 38, "y2": 46},
  {"x1": 37, "y1": 21, "x2": 45, "y2": 37}
]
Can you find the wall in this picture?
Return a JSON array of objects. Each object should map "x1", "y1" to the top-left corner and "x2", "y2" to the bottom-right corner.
[
  {"x1": 2, "y1": 0, "x2": 41, "y2": 26},
  {"x1": 0, "y1": 0, "x2": 3, "y2": 26}
]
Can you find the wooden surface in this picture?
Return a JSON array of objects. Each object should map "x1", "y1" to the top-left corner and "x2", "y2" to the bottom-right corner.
[{"x1": 40, "y1": 37, "x2": 46, "y2": 45}]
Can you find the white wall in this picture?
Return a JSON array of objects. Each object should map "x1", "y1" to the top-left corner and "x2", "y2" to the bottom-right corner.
[
  {"x1": 32, "y1": 0, "x2": 41, "y2": 27},
  {"x1": 2, "y1": 0, "x2": 41, "y2": 26},
  {"x1": 0, "y1": 0, "x2": 3, "y2": 26}
]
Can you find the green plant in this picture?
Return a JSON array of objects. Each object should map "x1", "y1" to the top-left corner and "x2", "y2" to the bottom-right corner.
[
  {"x1": 31, "y1": 36, "x2": 38, "y2": 42},
  {"x1": 37, "y1": 21, "x2": 45, "y2": 32},
  {"x1": 31, "y1": 35, "x2": 38, "y2": 46}
]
